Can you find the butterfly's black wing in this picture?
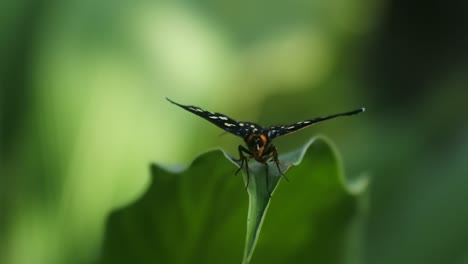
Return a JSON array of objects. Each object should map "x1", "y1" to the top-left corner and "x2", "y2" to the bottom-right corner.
[
  {"x1": 166, "y1": 97, "x2": 262, "y2": 138},
  {"x1": 267, "y1": 108, "x2": 365, "y2": 139}
]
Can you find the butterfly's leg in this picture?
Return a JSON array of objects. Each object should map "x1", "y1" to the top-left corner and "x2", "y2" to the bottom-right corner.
[
  {"x1": 236, "y1": 145, "x2": 252, "y2": 189},
  {"x1": 270, "y1": 145, "x2": 290, "y2": 182},
  {"x1": 265, "y1": 163, "x2": 272, "y2": 198}
]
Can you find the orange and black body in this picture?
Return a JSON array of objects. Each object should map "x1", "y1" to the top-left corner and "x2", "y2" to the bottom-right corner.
[
  {"x1": 245, "y1": 133, "x2": 269, "y2": 162},
  {"x1": 166, "y1": 97, "x2": 365, "y2": 195}
]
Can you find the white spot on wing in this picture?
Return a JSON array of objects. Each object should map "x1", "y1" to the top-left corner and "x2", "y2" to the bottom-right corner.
[
  {"x1": 286, "y1": 126, "x2": 295, "y2": 129},
  {"x1": 219, "y1": 116, "x2": 228, "y2": 120},
  {"x1": 195, "y1": 108, "x2": 203, "y2": 112},
  {"x1": 303, "y1": 120, "x2": 311, "y2": 124},
  {"x1": 250, "y1": 125, "x2": 255, "y2": 128},
  {"x1": 224, "y1": 123, "x2": 236, "y2": 127},
  {"x1": 209, "y1": 116, "x2": 218, "y2": 119},
  {"x1": 239, "y1": 123, "x2": 244, "y2": 126}
]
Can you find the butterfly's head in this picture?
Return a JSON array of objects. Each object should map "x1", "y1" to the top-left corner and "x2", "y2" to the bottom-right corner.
[{"x1": 245, "y1": 133, "x2": 270, "y2": 159}]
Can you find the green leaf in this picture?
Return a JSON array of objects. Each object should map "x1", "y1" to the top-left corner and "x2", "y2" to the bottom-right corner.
[
  {"x1": 96, "y1": 136, "x2": 368, "y2": 264},
  {"x1": 228, "y1": 146, "x2": 289, "y2": 264}
]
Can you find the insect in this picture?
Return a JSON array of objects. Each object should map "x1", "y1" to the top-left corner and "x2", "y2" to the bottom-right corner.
[{"x1": 166, "y1": 97, "x2": 365, "y2": 195}]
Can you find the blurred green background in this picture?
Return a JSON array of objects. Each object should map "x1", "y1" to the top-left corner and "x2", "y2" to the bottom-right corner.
[{"x1": 1, "y1": 0, "x2": 467, "y2": 263}]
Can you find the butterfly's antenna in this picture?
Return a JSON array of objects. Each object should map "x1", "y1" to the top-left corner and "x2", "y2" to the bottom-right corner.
[
  {"x1": 218, "y1": 131, "x2": 230, "y2": 137},
  {"x1": 310, "y1": 107, "x2": 365, "y2": 124}
]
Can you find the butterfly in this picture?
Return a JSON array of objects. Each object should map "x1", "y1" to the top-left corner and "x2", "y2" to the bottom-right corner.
[{"x1": 166, "y1": 97, "x2": 365, "y2": 195}]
